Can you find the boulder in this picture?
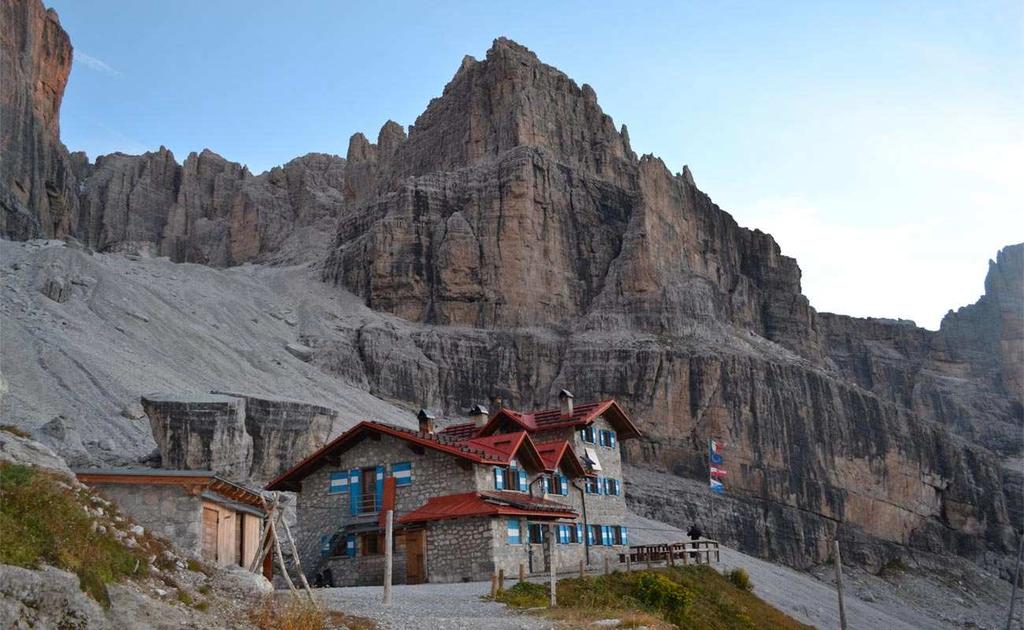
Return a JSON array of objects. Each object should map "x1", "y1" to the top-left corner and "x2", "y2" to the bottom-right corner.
[{"x1": 210, "y1": 566, "x2": 274, "y2": 600}]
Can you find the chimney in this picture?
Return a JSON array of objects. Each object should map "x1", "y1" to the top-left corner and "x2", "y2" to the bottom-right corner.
[
  {"x1": 489, "y1": 395, "x2": 504, "y2": 411},
  {"x1": 417, "y1": 408, "x2": 435, "y2": 434},
  {"x1": 558, "y1": 389, "x2": 574, "y2": 418},
  {"x1": 470, "y1": 404, "x2": 490, "y2": 428}
]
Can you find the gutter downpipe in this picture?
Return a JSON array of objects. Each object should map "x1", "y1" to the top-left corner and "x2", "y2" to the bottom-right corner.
[{"x1": 574, "y1": 479, "x2": 590, "y2": 566}]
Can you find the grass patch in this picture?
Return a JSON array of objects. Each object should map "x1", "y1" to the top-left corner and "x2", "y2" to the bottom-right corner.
[
  {"x1": 0, "y1": 461, "x2": 163, "y2": 607},
  {"x1": 499, "y1": 566, "x2": 810, "y2": 630},
  {"x1": 176, "y1": 588, "x2": 194, "y2": 606},
  {"x1": 0, "y1": 424, "x2": 30, "y2": 438}
]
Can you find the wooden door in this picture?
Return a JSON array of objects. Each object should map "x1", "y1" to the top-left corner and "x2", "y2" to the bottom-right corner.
[
  {"x1": 202, "y1": 507, "x2": 219, "y2": 563},
  {"x1": 405, "y1": 529, "x2": 426, "y2": 584}
]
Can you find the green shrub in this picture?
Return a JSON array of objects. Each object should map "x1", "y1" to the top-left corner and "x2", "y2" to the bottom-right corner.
[
  {"x1": 634, "y1": 572, "x2": 689, "y2": 621},
  {"x1": 727, "y1": 568, "x2": 753, "y2": 591},
  {"x1": 495, "y1": 581, "x2": 550, "y2": 608},
  {"x1": 0, "y1": 462, "x2": 155, "y2": 606}
]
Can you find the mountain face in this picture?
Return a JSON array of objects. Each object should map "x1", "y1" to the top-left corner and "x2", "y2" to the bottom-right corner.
[{"x1": 2, "y1": 1, "x2": 1021, "y2": 577}]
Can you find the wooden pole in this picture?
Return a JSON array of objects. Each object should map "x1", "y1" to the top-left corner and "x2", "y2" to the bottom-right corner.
[
  {"x1": 259, "y1": 495, "x2": 296, "y2": 592},
  {"x1": 498, "y1": 568, "x2": 504, "y2": 592},
  {"x1": 490, "y1": 572, "x2": 498, "y2": 597},
  {"x1": 833, "y1": 539, "x2": 848, "y2": 630},
  {"x1": 548, "y1": 524, "x2": 557, "y2": 607},
  {"x1": 579, "y1": 559, "x2": 585, "y2": 578},
  {"x1": 604, "y1": 557, "x2": 609, "y2": 575},
  {"x1": 626, "y1": 549, "x2": 631, "y2": 573},
  {"x1": 278, "y1": 503, "x2": 314, "y2": 601},
  {"x1": 646, "y1": 547, "x2": 652, "y2": 570},
  {"x1": 668, "y1": 544, "x2": 675, "y2": 567},
  {"x1": 519, "y1": 563, "x2": 525, "y2": 582},
  {"x1": 1007, "y1": 532, "x2": 1024, "y2": 630},
  {"x1": 383, "y1": 509, "x2": 393, "y2": 606}
]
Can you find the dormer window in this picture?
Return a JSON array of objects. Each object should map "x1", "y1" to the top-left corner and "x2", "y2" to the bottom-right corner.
[
  {"x1": 494, "y1": 458, "x2": 527, "y2": 492},
  {"x1": 581, "y1": 426, "x2": 596, "y2": 443}
]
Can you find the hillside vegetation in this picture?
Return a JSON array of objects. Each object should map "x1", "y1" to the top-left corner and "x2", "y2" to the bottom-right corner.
[{"x1": 496, "y1": 566, "x2": 811, "y2": 629}]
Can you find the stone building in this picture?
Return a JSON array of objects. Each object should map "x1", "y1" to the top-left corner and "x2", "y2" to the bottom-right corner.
[
  {"x1": 75, "y1": 468, "x2": 267, "y2": 570},
  {"x1": 266, "y1": 392, "x2": 641, "y2": 585}
]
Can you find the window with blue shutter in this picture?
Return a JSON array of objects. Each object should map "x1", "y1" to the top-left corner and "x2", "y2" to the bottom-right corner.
[
  {"x1": 598, "y1": 430, "x2": 608, "y2": 447},
  {"x1": 588, "y1": 525, "x2": 597, "y2": 546},
  {"x1": 349, "y1": 469, "x2": 360, "y2": 515},
  {"x1": 582, "y1": 426, "x2": 596, "y2": 443},
  {"x1": 345, "y1": 534, "x2": 356, "y2": 557},
  {"x1": 319, "y1": 534, "x2": 332, "y2": 557},
  {"x1": 507, "y1": 518, "x2": 521, "y2": 544},
  {"x1": 392, "y1": 461, "x2": 412, "y2": 486},
  {"x1": 576, "y1": 523, "x2": 584, "y2": 544},
  {"x1": 494, "y1": 467, "x2": 505, "y2": 490},
  {"x1": 559, "y1": 474, "x2": 569, "y2": 495},
  {"x1": 609, "y1": 431, "x2": 617, "y2": 448},
  {"x1": 585, "y1": 477, "x2": 600, "y2": 494},
  {"x1": 621, "y1": 526, "x2": 628, "y2": 545},
  {"x1": 517, "y1": 469, "x2": 528, "y2": 492},
  {"x1": 602, "y1": 525, "x2": 612, "y2": 546},
  {"x1": 328, "y1": 471, "x2": 348, "y2": 494},
  {"x1": 541, "y1": 476, "x2": 550, "y2": 495},
  {"x1": 604, "y1": 478, "x2": 619, "y2": 496}
]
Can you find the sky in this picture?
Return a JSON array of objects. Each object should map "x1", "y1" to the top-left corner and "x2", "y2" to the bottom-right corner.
[{"x1": 48, "y1": 1, "x2": 1023, "y2": 330}]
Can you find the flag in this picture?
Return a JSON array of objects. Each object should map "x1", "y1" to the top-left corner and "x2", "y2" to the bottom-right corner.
[
  {"x1": 709, "y1": 439, "x2": 723, "y2": 465},
  {"x1": 710, "y1": 479, "x2": 724, "y2": 493},
  {"x1": 710, "y1": 466, "x2": 727, "y2": 478}
]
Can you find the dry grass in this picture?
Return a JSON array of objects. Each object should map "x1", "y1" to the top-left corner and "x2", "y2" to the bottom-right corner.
[
  {"x1": 0, "y1": 424, "x2": 30, "y2": 438},
  {"x1": 250, "y1": 594, "x2": 376, "y2": 630}
]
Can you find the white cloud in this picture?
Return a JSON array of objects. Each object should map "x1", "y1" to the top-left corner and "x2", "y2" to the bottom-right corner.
[{"x1": 74, "y1": 50, "x2": 121, "y2": 76}]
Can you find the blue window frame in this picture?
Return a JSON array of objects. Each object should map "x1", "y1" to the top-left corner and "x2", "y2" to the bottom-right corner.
[
  {"x1": 581, "y1": 426, "x2": 596, "y2": 443},
  {"x1": 585, "y1": 476, "x2": 602, "y2": 494}
]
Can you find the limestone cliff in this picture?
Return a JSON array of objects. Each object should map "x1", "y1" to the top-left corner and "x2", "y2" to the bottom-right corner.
[{"x1": 1, "y1": 0, "x2": 1020, "y2": 577}]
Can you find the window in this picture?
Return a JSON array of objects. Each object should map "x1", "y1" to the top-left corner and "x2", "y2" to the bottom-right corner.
[
  {"x1": 319, "y1": 534, "x2": 334, "y2": 558},
  {"x1": 612, "y1": 526, "x2": 628, "y2": 546},
  {"x1": 528, "y1": 523, "x2": 546, "y2": 544},
  {"x1": 581, "y1": 426, "x2": 596, "y2": 443},
  {"x1": 547, "y1": 474, "x2": 568, "y2": 496},
  {"x1": 360, "y1": 532, "x2": 382, "y2": 556},
  {"x1": 589, "y1": 524, "x2": 603, "y2": 546},
  {"x1": 598, "y1": 429, "x2": 618, "y2": 448},
  {"x1": 507, "y1": 518, "x2": 522, "y2": 544},
  {"x1": 585, "y1": 477, "x2": 602, "y2": 494},
  {"x1": 494, "y1": 462, "x2": 527, "y2": 492},
  {"x1": 556, "y1": 523, "x2": 581, "y2": 544},
  {"x1": 604, "y1": 478, "x2": 620, "y2": 496},
  {"x1": 345, "y1": 534, "x2": 356, "y2": 557},
  {"x1": 391, "y1": 461, "x2": 412, "y2": 486},
  {"x1": 328, "y1": 471, "x2": 348, "y2": 494}
]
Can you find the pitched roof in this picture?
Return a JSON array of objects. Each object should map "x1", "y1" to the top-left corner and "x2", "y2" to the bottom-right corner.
[
  {"x1": 440, "y1": 399, "x2": 641, "y2": 441},
  {"x1": 535, "y1": 440, "x2": 590, "y2": 477},
  {"x1": 398, "y1": 491, "x2": 577, "y2": 524},
  {"x1": 265, "y1": 421, "x2": 537, "y2": 491}
]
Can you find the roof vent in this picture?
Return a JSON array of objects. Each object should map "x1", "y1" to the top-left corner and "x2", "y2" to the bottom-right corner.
[
  {"x1": 558, "y1": 389, "x2": 574, "y2": 418},
  {"x1": 417, "y1": 408, "x2": 435, "y2": 434},
  {"x1": 469, "y1": 404, "x2": 489, "y2": 428}
]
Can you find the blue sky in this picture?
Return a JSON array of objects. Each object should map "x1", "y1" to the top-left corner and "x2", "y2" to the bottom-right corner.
[{"x1": 49, "y1": 1, "x2": 1022, "y2": 329}]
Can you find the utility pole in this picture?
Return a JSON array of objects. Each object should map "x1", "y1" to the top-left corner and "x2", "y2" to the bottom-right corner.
[
  {"x1": 548, "y1": 524, "x2": 557, "y2": 607},
  {"x1": 833, "y1": 539, "x2": 848, "y2": 630},
  {"x1": 383, "y1": 509, "x2": 393, "y2": 606},
  {"x1": 1007, "y1": 532, "x2": 1023, "y2": 630}
]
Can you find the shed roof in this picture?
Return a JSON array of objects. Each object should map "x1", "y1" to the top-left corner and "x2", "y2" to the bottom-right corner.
[{"x1": 74, "y1": 468, "x2": 266, "y2": 511}]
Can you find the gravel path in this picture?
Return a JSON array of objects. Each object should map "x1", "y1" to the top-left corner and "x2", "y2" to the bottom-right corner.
[{"x1": 316, "y1": 580, "x2": 553, "y2": 630}]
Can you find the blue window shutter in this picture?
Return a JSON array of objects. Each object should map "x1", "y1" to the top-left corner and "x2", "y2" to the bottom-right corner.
[
  {"x1": 494, "y1": 468, "x2": 504, "y2": 490},
  {"x1": 392, "y1": 462, "x2": 412, "y2": 486},
  {"x1": 329, "y1": 471, "x2": 348, "y2": 495},
  {"x1": 349, "y1": 469, "x2": 360, "y2": 515},
  {"x1": 559, "y1": 475, "x2": 569, "y2": 495},
  {"x1": 621, "y1": 526, "x2": 629, "y2": 545},
  {"x1": 507, "y1": 518, "x2": 520, "y2": 544},
  {"x1": 610, "y1": 432, "x2": 617, "y2": 448},
  {"x1": 587, "y1": 526, "x2": 595, "y2": 546},
  {"x1": 603, "y1": 525, "x2": 611, "y2": 546},
  {"x1": 599, "y1": 430, "x2": 607, "y2": 447},
  {"x1": 598, "y1": 477, "x2": 605, "y2": 495},
  {"x1": 576, "y1": 523, "x2": 584, "y2": 544},
  {"x1": 518, "y1": 469, "x2": 528, "y2": 491},
  {"x1": 375, "y1": 465, "x2": 385, "y2": 511},
  {"x1": 346, "y1": 534, "x2": 356, "y2": 557},
  {"x1": 542, "y1": 476, "x2": 549, "y2": 494}
]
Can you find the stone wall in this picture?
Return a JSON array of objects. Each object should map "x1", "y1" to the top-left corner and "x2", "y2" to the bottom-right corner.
[
  {"x1": 88, "y1": 482, "x2": 202, "y2": 556},
  {"x1": 426, "y1": 517, "x2": 494, "y2": 583}
]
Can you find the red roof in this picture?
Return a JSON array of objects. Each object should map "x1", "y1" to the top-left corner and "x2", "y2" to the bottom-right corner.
[
  {"x1": 535, "y1": 440, "x2": 590, "y2": 477},
  {"x1": 440, "y1": 399, "x2": 641, "y2": 442},
  {"x1": 398, "y1": 491, "x2": 577, "y2": 524}
]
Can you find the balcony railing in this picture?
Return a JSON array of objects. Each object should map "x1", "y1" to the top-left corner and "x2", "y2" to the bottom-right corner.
[{"x1": 357, "y1": 495, "x2": 379, "y2": 514}]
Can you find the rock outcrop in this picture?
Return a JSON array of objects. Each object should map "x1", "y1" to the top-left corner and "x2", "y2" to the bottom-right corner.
[
  {"x1": 2, "y1": 0, "x2": 1020, "y2": 578},
  {"x1": 142, "y1": 391, "x2": 335, "y2": 482},
  {"x1": 0, "y1": 0, "x2": 78, "y2": 239}
]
